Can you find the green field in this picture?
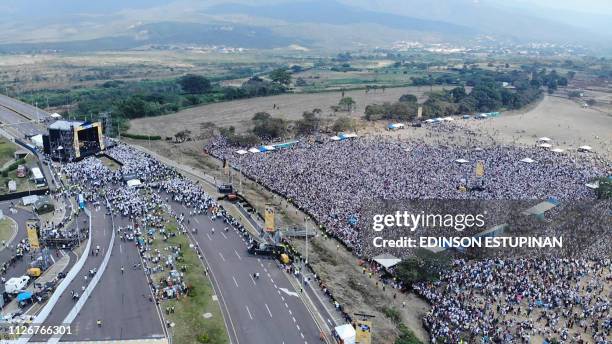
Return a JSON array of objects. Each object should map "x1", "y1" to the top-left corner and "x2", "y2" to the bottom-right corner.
[{"x1": 0, "y1": 138, "x2": 18, "y2": 168}]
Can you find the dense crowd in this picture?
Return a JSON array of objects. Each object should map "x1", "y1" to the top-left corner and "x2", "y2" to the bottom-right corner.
[{"x1": 207, "y1": 136, "x2": 610, "y2": 256}]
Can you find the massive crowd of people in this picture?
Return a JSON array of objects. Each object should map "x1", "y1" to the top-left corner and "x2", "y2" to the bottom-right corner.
[{"x1": 207, "y1": 135, "x2": 609, "y2": 256}]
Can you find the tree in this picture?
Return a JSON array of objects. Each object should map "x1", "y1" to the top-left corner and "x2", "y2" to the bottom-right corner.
[
  {"x1": 178, "y1": 74, "x2": 211, "y2": 94},
  {"x1": 252, "y1": 114, "x2": 287, "y2": 139},
  {"x1": 332, "y1": 116, "x2": 355, "y2": 132},
  {"x1": 269, "y1": 68, "x2": 292, "y2": 85},
  {"x1": 398, "y1": 94, "x2": 417, "y2": 103},
  {"x1": 338, "y1": 97, "x2": 356, "y2": 112},
  {"x1": 252, "y1": 112, "x2": 271, "y2": 122},
  {"x1": 295, "y1": 111, "x2": 320, "y2": 135}
]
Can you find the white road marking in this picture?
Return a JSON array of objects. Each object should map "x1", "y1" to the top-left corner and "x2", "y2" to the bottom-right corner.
[
  {"x1": 284, "y1": 302, "x2": 289, "y2": 309},
  {"x1": 232, "y1": 276, "x2": 239, "y2": 288},
  {"x1": 292, "y1": 316, "x2": 296, "y2": 323},
  {"x1": 221, "y1": 232, "x2": 228, "y2": 239},
  {"x1": 245, "y1": 305, "x2": 253, "y2": 320},
  {"x1": 218, "y1": 252, "x2": 226, "y2": 262},
  {"x1": 279, "y1": 288, "x2": 299, "y2": 298},
  {"x1": 207, "y1": 233, "x2": 213, "y2": 241},
  {"x1": 265, "y1": 303, "x2": 273, "y2": 318},
  {"x1": 234, "y1": 249, "x2": 242, "y2": 260},
  {"x1": 249, "y1": 274, "x2": 257, "y2": 286},
  {"x1": 297, "y1": 325, "x2": 301, "y2": 331},
  {"x1": 300, "y1": 332, "x2": 304, "y2": 339},
  {"x1": 288, "y1": 309, "x2": 292, "y2": 315},
  {"x1": 193, "y1": 217, "x2": 200, "y2": 224}
]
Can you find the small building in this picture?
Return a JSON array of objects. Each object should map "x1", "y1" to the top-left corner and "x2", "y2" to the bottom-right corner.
[{"x1": 8, "y1": 180, "x2": 16, "y2": 192}]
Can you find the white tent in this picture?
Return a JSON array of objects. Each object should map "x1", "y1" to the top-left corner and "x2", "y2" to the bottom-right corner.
[
  {"x1": 578, "y1": 145, "x2": 593, "y2": 152},
  {"x1": 31, "y1": 134, "x2": 44, "y2": 148},
  {"x1": 442, "y1": 116, "x2": 454, "y2": 121},
  {"x1": 262, "y1": 145, "x2": 275, "y2": 151},
  {"x1": 334, "y1": 324, "x2": 356, "y2": 344},
  {"x1": 424, "y1": 119, "x2": 435, "y2": 123},
  {"x1": 585, "y1": 181, "x2": 599, "y2": 189},
  {"x1": 330, "y1": 136, "x2": 341, "y2": 141},
  {"x1": 248, "y1": 147, "x2": 261, "y2": 153},
  {"x1": 50, "y1": 113, "x2": 62, "y2": 119},
  {"x1": 520, "y1": 158, "x2": 535, "y2": 163},
  {"x1": 373, "y1": 253, "x2": 401, "y2": 269},
  {"x1": 538, "y1": 143, "x2": 552, "y2": 148},
  {"x1": 455, "y1": 159, "x2": 469, "y2": 164},
  {"x1": 538, "y1": 137, "x2": 552, "y2": 142},
  {"x1": 550, "y1": 148, "x2": 565, "y2": 153},
  {"x1": 22, "y1": 195, "x2": 39, "y2": 206},
  {"x1": 388, "y1": 123, "x2": 405, "y2": 130},
  {"x1": 235, "y1": 150, "x2": 248, "y2": 155},
  {"x1": 126, "y1": 179, "x2": 142, "y2": 188}
]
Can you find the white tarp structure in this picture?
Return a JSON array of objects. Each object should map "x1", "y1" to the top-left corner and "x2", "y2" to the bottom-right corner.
[
  {"x1": 8, "y1": 180, "x2": 16, "y2": 192},
  {"x1": 538, "y1": 143, "x2": 552, "y2": 148},
  {"x1": 585, "y1": 181, "x2": 600, "y2": 189},
  {"x1": 551, "y1": 148, "x2": 565, "y2": 153},
  {"x1": 335, "y1": 324, "x2": 356, "y2": 344},
  {"x1": 330, "y1": 136, "x2": 341, "y2": 141},
  {"x1": 388, "y1": 123, "x2": 405, "y2": 130},
  {"x1": 22, "y1": 195, "x2": 39, "y2": 206},
  {"x1": 248, "y1": 147, "x2": 261, "y2": 153},
  {"x1": 126, "y1": 179, "x2": 142, "y2": 188},
  {"x1": 520, "y1": 158, "x2": 535, "y2": 163},
  {"x1": 373, "y1": 253, "x2": 401, "y2": 269},
  {"x1": 235, "y1": 150, "x2": 248, "y2": 155},
  {"x1": 538, "y1": 137, "x2": 552, "y2": 142},
  {"x1": 424, "y1": 119, "x2": 435, "y2": 123},
  {"x1": 442, "y1": 116, "x2": 454, "y2": 121},
  {"x1": 455, "y1": 159, "x2": 469, "y2": 164},
  {"x1": 578, "y1": 145, "x2": 593, "y2": 152},
  {"x1": 31, "y1": 134, "x2": 44, "y2": 148},
  {"x1": 50, "y1": 113, "x2": 62, "y2": 119}
]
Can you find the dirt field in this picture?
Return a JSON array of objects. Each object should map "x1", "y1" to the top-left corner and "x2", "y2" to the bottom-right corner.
[{"x1": 128, "y1": 86, "x2": 447, "y2": 137}]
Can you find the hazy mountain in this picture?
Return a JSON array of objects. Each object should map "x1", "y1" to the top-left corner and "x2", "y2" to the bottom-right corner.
[{"x1": 0, "y1": 0, "x2": 610, "y2": 53}]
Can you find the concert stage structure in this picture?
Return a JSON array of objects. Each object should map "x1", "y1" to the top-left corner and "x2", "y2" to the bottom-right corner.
[{"x1": 42, "y1": 120, "x2": 105, "y2": 161}]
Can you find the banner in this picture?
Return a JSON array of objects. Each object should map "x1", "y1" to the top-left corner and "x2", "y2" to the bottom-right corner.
[
  {"x1": 355, "y1": 320, "x2": 372, "y2": 344},
  {"x1": 264, "y1": 205, "x2": 275, "y2": 232},
  {"x1": 475, "y1": 160, "x2": 485, "y2": 177}
]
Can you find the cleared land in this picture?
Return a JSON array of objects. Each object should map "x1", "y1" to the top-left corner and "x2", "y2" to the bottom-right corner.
[
  {"x1": 128, "y1": 85, "x2": 447, "y2": 137},
  {"x1": 0, "y1": 138, "x2": 17, "y2": 167},
  {"x1": 0, "y1": 217, "x2": 17, "y2": 247}
]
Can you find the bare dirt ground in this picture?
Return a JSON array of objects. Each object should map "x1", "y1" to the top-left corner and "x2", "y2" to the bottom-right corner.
[{"x1": 128, "y1": 86, "x2": 447, "y2": 137}]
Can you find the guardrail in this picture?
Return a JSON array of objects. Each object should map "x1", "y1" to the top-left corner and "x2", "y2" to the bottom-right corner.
[
  {"x1": 48, "y1": 198, "x2": 116, "y2": 343},
  {"x1": 14, "y1": 208, "x2": 92, "y2": 344}
]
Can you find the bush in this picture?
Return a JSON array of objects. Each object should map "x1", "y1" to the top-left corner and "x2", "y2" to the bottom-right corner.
[
  {"x1": 121, "y1": 133, "x2": 162, "y2": 140},
  {"x1": 396, "y1": 324, "x2": 423, "y2": 344},
  {"x1": 383, "y1": 307, "x2": 402, "y2": 324},
  {"x1": 5, "y1": 158, "x2": 25, "y2": 172}
]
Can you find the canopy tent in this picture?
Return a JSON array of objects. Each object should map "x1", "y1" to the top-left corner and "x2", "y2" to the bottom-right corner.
[
  {"x1": 387, "y1": 123, "x2": 405, "y2": 130},
  {"x1": 272, "y1": 140, "x2": 299, "y2": 149},
  {"x1": 455, "y1": 159, "x2": 469, "y2": 164},
  {"x1": 126, "y1": 179, "x2": 142, "y2": 188},
  {"x1": 248, "y1": 147, "x2": 261, "y2": 153},
  {"x1": 338, "y1": 133, "x2": 358, "y2": 140},
  {"x1": 31, "y1": 134, "x2": 44, "y2": 148},
  {"x1": 235, "y1": 149, "x2": 248, "y2": 155},
  {"x1": 50, "y1": 113, "x2": 62, "y2": 119},
  {"x1": 330, "y1": 136, "x2": 341, "y2": 141},
  {"x1": 578, "y1": 145, "x2": 593, "y2": 152},
  {"x1": 373, "y1": 253, "x2": 401, "y2": 269},
  {"x1": 424, "y1": 119, "x2": 435, "y2": 123},
  {"x1": 551, "y1": 148, "x2": 565, "y2": 153},
  {"x1": 538, "y1": 143, "x2": 552, "y2": 148},
  {"x1": 585, "y1": 181, "x2": 600, "y2": 189},
  {"x1": 17, "y1": 291, "x2": 32, "y2": 302},
  {"x1": 334, "y1": 324, "x2": 356, "y2": 344},
  {"x1": 520, "y1": 158, "x2": 536, "y2": 163},
  {"x1": 538, "y1": 137, "x2": 552, "y2": 142},
  {"x1": 259, "y1": 145, "x2": 275, "y2": 152}
]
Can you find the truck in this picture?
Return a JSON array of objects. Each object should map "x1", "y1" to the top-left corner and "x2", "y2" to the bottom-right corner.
[
  {"x1": 16, "y1": 165, "x2": 27, "y2": 178},
  {"x1": 4, "y1": 276, "x2": 30, "y2": 294},
  {"x1": 247, "y1": 243, "x2": 285, "y2": 257}
]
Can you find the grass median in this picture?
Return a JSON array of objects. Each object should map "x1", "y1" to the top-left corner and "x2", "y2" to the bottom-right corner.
[{"x1": 149, "y1": 220, "x2": 229, "y2": 344}]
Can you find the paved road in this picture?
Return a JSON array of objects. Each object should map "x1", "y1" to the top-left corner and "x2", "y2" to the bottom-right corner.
[
  {"x1": 0, "y1": 94, "x2": 50, "y2": 122},
  {"x1": 31, "y1": 207, "x2": 109, "y2": 342},
  {"x1": 167, "y1": 197, "x2": 322, "y2": 344},
  {"x1": 64, "y1": 215, "x2": 165, "y2": 342},
  {"x1": 0, "y1": 104, "x2": 44, "y2": 137}
]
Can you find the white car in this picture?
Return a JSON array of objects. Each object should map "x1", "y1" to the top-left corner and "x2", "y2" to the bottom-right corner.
[{"x1": 4, "y1": 276, "x2": 30, "y2": 294}]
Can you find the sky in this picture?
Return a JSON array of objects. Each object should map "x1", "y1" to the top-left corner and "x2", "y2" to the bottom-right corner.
[{"x1": 507, "y1": 0, "x2": 612, "y2": 15}]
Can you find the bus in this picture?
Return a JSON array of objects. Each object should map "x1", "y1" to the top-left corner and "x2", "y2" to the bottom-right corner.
[{"x1": 78, "y1": 194, "x2": 85, "y2": 209}]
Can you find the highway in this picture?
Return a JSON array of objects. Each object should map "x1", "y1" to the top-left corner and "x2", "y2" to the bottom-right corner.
[
  {"x1": 30, "y1": 207, "x2": 109, "y2": 342},
  {"x1": 0, "y1": 94, "x2": 50, "y2": 122},
  {"x1": 64, "y1": 214, "x2": 165, "y2": 342},
  {"x1": 166, "y1": 197, "x2": 323, "y2": 344}
]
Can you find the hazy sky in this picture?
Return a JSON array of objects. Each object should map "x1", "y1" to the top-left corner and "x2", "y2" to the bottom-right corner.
[{"x1": 511, "y1": 0, "x2": 612, "y2": 14}]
